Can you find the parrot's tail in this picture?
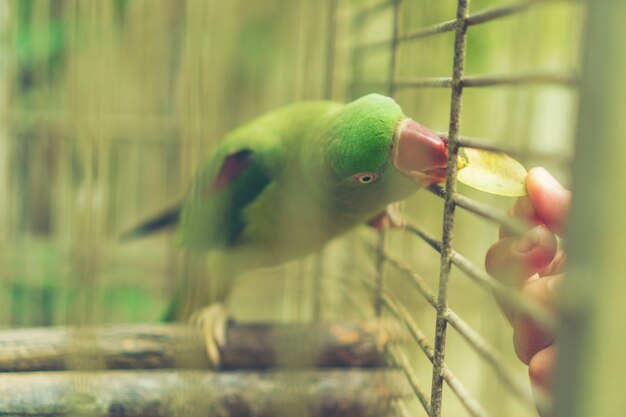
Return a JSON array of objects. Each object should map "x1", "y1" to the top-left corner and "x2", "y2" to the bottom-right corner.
[{"x1": 120, "y1": 203, "x2": 181, "y2": 242}]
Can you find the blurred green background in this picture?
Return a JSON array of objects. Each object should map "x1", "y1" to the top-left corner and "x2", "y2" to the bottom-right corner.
[{"x1": 0, "y1": 1, "x2": 583, "y2": 416}]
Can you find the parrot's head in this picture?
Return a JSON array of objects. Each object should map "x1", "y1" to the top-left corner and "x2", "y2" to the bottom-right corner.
[{"x1": 314, "y1": 94, "x2": 448, "y2": 210}]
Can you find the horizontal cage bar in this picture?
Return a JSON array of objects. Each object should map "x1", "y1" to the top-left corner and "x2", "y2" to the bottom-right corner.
[
  {"x1": 388, "y1": 345, "x2": 432, "y2": 414},
  {"x1": 353, "y1": 0, "x2": 576, "y2": 50},
  {"x1": 381, "y1": 289, "x2": 489, "y2": 417},
  {"x1": 427, "y1": 185, "x2": 531, "y2": 236},
  {"x1": 392, "y1": 73, "x2": 577, "y2": 89},
  {"x1": 404, "y1": 221, "x2": 557, "y2": 331},
  {"x1": 437, "y1": 133, "x2": 574, "y2": 165},
  {"x1": 383, "y1": 251, "x2": 539, "y2": 409}
]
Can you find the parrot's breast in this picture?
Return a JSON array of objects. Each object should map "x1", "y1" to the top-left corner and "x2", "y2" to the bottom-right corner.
[{"x1": 235, "y1": 182, "x2": 377, "y2": 268}]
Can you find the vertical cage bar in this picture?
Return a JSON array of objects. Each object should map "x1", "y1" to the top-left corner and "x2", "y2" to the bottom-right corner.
[
  {"x1": 313, "y1": 0, "x2": 340, "y2": 322},
  {"x1": 374, "y1": 230, "x2": 385, "y2": 317},
  {"x1": 387, "y1": 0, "x2": 401, "y2": 97},
  {"x1": 375, "y1": 0, "x2": 401, "y2": 318},
  {"x1": 324, "y1": 0, "x2": 338, "y2": 100},
  {"x1": 430, "y1": 1, "x2": 470, "y2": 416},
  {"x1": 553, "y1": 0, "x2": 626, "y2": 415}
]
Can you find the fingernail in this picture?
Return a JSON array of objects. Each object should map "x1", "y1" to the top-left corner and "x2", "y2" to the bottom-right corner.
[
  {"x1": 534, "y1": 167, "x2": 562, "y2": 190},
  {"x1": 516, "y1": 226, "x2": 541, "y2": 252}
]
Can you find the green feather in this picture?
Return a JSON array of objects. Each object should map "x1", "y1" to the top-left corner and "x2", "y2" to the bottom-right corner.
[
  {"x1": 128, "y1": 94, "x2": 424, "y2": 319},
  {"x1": 327, "y1": 94, "x2": 404, "y2": 176}
]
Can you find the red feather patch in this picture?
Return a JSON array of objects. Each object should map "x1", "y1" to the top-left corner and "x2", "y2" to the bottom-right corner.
[{"x1": 210, "y1": 150, "x2": 253, "y2": 192}]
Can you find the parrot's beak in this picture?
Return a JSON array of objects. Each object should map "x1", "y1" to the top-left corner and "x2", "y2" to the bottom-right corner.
[{"x1": 392, "y1": 118, "x2": 449, "y2": 184}]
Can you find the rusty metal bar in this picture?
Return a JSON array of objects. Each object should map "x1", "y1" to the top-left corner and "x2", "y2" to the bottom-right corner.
[
  {"x1": 439, "y1": 133, "x2": 574, "y2": 165},
  {"x1": 383, "y1": 251, "x2": 540, "y2": 409},
  {"x1": 449, "y1": 250, "x2": 557, "y2": 331},
  {"x1": 354, "y1": 0, "x2": 574, "y2": 51},
  {"x1": 427, "y1": 185, "x2": 530, "y2": 236},
  {"x1": 461, "y1": 72, "x2": 578, "y2": 87},
  {"x1": 452, "y1": 192, "x2": 528, "y2": 235},
  {"x1": 392, "y1": 72, "x2": 577, "y2": 89},
  {"x1": 358, "y1": 18, "x2": 457, "y2": 50},
  {"x1": 388, "y1": 345, "x2": 432, "y2": 415},
  {"x1": 440, "y1": 367, "x2": 490, "y2": 417},
  {"x1": 381, "y1": 289, "x2": 489, "y2": 417},
  {"x1": 394, "y1": 77, "x2": 454, "y2": 88},
  {"x1": 355, "y1": 72, "x2": 576, "y2": 92},
  {"x1": 466, "y1": 0, "x2": 543, "y2": 27},
  {"x1": 399, "y1": 19, "x2": 458, "y2": 43},
  {"x1": 429, "y1": 0, "x2": 470, "y2": 414},
  {"x1": 444, "y1": 309, "x2": 540, "y2": 410},
  {"x1": 404, "y1": 221, "x2": 557, "y2": 331}
]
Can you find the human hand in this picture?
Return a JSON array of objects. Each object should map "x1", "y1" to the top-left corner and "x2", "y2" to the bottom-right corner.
[{"x1": 485, "y1": 167, "x2": 571, "y2": 397}]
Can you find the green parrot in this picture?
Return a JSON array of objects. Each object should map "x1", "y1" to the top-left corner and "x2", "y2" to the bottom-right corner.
[{"x1": 123, "y1": 94, "x2": 448, "y2": 326}]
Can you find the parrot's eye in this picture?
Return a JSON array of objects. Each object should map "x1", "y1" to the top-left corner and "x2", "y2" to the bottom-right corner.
[{"x1": 353, "y1": 173, "x2": 379, "y2": 184}]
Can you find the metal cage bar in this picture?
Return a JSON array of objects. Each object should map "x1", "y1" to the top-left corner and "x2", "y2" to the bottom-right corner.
[
  {"x1": 392, "y1": 73, "x2": 577, "y2": 89},
  {"x1": 346, "y1": 0, "x2": 581, "y2": 415},
  {"x1": 383, "y1": 251, "x2": 538, "y2": 410},
  {"x1": 364, "y1": 274, "x2": 499, "y2": 417},
  {"x1": 405, "y1": 221, "x2": 557, "y2": 331},
  {"x1": 447, "y1": 134, "x2": 573, "y2": 166},
  {"x1": 427, "y1": 185, "x2": 530, "y2": 236},
  {"x1": 381, "y1": 288, "x2": 488, "y2": 417},
  {"x1": 392, "y1": 398, "x2": 415, "y2": 417},
  {"x1": 356, "y1": 0, "x2": 574, "y2": 51},
  {"x1": 430, "y1": 1, "x2": 470, "y2": 412},
  {"x1": 388, "y1": 345, "x2": 432, "y2": 414},
  {"x1": 375, "y1": 0, "x2": 402, "y2": 318}
]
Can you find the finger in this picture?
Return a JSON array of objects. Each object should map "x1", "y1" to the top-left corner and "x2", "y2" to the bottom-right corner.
[
  {"x1": 486, "y1": 226, "x2": 558, "y2": 323},
  {"x1": 513, "y1": 274, "x2": 562, "y2": 364},
  {"x1": 538, "y1": 249, "x2": 566, "y2": 277},
  {"x1": 526, "y1": 167, "x2": 571, "y2": 236},
  {"x1": 486, "y1": 226, "x2": 558, "y2": 286},
  {"x1": 529, "y1": 344, "x2": 557, "y2": 394},
  {"x1": 499, "y1": 197, "x2": 541, "y2": 239}
]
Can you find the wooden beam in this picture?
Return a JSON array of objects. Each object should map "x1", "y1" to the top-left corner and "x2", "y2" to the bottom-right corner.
[
  {"x1": 0, "y1": 370, "x2": 408, "y2": 417},
  {"x1": 0, "y1": 321, "x2": 399, "y2": 371}
]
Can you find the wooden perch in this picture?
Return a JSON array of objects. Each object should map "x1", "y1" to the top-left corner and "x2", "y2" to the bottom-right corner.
[
  {"x1": 0, "y1": 369, "x2": 409, "y2": 417},
  {"x1": 0, "y1": 321, "x2": 400, "y2": 371}
]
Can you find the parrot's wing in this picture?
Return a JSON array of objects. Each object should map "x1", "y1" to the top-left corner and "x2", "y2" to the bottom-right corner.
[{"x1": 176, "y1": 139, "x2": 278, "y2": 250}]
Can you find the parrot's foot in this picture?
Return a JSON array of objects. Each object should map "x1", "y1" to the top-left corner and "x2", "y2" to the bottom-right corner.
[
  {"x1": 367, "y1": 202, "x2": 406, "y2": 230},
  {"x1": 189, "y1": 303, "x2": 230, "y2": 368}
]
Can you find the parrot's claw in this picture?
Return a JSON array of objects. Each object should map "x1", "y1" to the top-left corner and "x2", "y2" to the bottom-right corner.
[
  {"x1": 189, "y1": 303, "x2": 230, "y2": 368},
  {"x1": 367, "y1": 202, "x2": 406, "y2": 230}
]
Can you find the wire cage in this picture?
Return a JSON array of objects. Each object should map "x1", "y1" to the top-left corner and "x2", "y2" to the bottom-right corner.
[
  {"x1": 1, "y1": 0, "x2": 624, "y2": 416},
  {"x1": 331, "y1": 1, "x2": 581, "y2": 416}
]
